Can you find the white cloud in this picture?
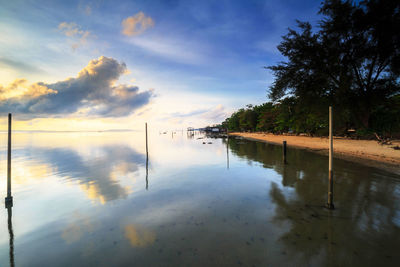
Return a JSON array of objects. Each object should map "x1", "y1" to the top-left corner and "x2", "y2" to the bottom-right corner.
[{"x1": 0, "y1": 56, "x2": 153, "y2": 118}]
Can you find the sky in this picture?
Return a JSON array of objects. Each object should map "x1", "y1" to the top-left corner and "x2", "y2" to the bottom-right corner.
[{"x1": 0, "y1": 0, "x2": 321, "y2": 131}]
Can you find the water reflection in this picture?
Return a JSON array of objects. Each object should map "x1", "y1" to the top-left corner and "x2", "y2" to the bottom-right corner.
[
  {"x1": 124, "y1": 224, "x2": 156, "y2": 247},
  {"x1": 44, "y1": 146, "x2": 145, "y2": 203},
  {"x1": 61, "y1": 212, "x2": 98, "y2": 244},
  {"x1": 1, "y1": 133, "x2": 399, "y2": 266},
  {"x1": 226, "y1": 138, "x2": 291, "y2": 181},
  {"x1": 228, "y1": 137, "x2": 400, "y2": 266},
  {"x1": 5, "y1": 144, "x2": 147, "y2": 204},
  {"x1": 186, "y1": 132, "x2": 194, "y2": 139},
  {"x1": 226, "y1": 137, "x2": 229, "y2": 170},
  {"x1": 146, "y1": 154, "x2": 149, "y2": 190}
]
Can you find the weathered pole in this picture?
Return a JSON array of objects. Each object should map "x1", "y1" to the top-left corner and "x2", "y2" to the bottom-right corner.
[
  {"x1": 283, "y1": 140, "x2": 287, "y2": 164},
  {"x1": 326, "y1": 106, "x2": 334, "y2": 209},
  {"x1": 5, "y1": 113, "x2": 13, "y2": 207}
]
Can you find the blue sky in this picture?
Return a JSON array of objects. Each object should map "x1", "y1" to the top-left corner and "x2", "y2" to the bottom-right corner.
[{"x1": 0, "y1": 0, "x2": 322, "y2": 130}]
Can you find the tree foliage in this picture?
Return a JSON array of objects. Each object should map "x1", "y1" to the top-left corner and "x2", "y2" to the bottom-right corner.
[
  {"x1": 269, "y1": 0, "x2": 399, "y2": 129},
  {"x1": 222, "y1": 0, "x2": 400, "y2": 138}
]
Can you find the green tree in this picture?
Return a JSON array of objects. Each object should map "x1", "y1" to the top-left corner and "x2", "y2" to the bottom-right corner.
[
  {"x1": 268, "y1": 0, "x2": 400, "y2": 130},
  {"x1": 224, "y1": 110, "x2": 241, "y2": 131},
  {"x1": 238, "y1": 105, "x2": 258, "y2": 131},
  {"x1": 370, "y1": 94, "x2": 400, "y2": 137},
  {"x1": 256, "y1": 102, "x2": 277, "y2": 132},
  {"x1": 273, "y1": 97, "x2": 296, "y2": 133}
]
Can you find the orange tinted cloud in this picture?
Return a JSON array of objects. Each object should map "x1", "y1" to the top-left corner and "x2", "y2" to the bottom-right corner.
[
  {"x1": 0, "y1": 78, "x2": 57, "y2": 100},
  {"x1": 58, "y1": 22, "x2": 92, "y2": 50},
  {"x1": 121, "y1": 12, "x2": 154, "y2": 36}
]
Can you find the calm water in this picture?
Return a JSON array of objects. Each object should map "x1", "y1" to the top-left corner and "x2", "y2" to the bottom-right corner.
[{"x1": 0, "y1": 131, "x2": 399, "y2": 267}]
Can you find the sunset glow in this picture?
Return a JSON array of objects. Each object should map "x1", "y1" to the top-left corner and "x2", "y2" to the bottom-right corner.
[{"x1": 0, "y1": 0, "x2": 319, "y2": 130}]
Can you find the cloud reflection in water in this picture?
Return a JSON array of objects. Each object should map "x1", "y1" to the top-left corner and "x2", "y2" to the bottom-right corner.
[
  {"x1": 124, "y1": 224, "x2": 156, "y2": 248},
  {"x1": 3, "y1": 143, "x2": 146, "y2": 204}
]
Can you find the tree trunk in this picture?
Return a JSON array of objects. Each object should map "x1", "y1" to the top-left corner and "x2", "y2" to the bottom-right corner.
[{"x1": 359, "y1": 111, "x2": 370, "y2": 129}]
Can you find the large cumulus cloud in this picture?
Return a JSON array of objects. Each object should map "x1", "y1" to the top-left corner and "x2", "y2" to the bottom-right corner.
[{"x1": 0, "y1": 56, "x2": 153, "y2": 118}]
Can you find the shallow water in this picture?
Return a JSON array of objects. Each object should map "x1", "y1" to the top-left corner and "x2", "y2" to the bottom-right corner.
[{"x1": 0, "y1": 131, "x2": 399, "y2": 267}]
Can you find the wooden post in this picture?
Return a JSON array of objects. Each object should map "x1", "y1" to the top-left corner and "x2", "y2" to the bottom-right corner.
[
  {"x1": 5, "y1": 113, "x2": 13, "y2": 206},
  {"x1": 283, "y1": 140, "x2": 287, "y2": 164},
  {"x1": 326, "y1": 106, "x2": 334, "y2": 209}
]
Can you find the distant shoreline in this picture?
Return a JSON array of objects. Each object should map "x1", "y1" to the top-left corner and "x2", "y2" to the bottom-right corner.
[{"x1": 229, "y1": 132, "x2": 400, "y2": 175}]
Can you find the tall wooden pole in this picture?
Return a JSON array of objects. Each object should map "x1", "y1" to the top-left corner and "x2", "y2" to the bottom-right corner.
[
  {"x1": 5, "y1": 113, "x2": 13, "y2": 206},
  {"x1": 327, "y1": 106, "x2": 334, "y2": 209}
]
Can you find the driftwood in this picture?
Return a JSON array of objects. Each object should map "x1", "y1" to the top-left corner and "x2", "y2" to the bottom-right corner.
[{"x1": 374, "y1": 132, "x2": 392, "y2": 145}]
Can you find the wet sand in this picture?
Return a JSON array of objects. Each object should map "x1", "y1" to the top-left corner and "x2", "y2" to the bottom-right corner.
[{"x1": 229, "y1": 132, "x2": 400, "y2": 173}]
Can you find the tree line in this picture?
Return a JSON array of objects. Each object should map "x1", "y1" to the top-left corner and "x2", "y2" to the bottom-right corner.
[{"x1": 221, "y1": 0, "x2": 400, "y2": 138}]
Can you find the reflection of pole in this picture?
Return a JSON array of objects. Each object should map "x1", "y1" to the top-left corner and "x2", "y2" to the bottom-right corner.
[
  {"x1": 326, "y1": 106, "x2": 334, "y2": 209},
  {"x1": 146, "y1": 156, "x2": 148, "y2": 190},
  {"x1": 282, "y1": 163, "x2": 287, "y2": 186},
  {"x1": 327, "y1": 209, "x2": 333, "y2": 265},
  {"x1": 7, "y1": 205, "x2": 15, "y2": 267},
  {"x1": 145, "y1": 123, "x2": 149, "y2": 190},
  {"x1": 282, "y1": 140, "x2": 287, "y2": 164},
  {"x1": 226, "y1": 136, "x2": 229, "y2": 170},
  {"x1": 6, "y1": 113, "x2": 13, "y2": 206},
  {"x1": 145, "y1": 123, "x2": 148, "y2": 159}
]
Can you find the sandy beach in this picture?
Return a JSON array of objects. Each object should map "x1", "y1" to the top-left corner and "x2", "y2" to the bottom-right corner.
[{"x1": 229, "y1": 132, "x2": 400, "y2": 173}]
